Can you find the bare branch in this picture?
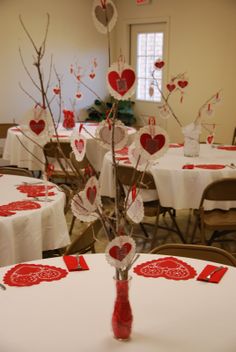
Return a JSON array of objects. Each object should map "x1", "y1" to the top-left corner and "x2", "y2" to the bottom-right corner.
[
  {"x1": 18, "y1": 82, "x2": 38, "y2": 104},
  {"x1": 19, "y1": 15, "x2": 39, "y2": 53},
  {"x1": 19, "y1": 48, "x2": 41, "y2": 91}
]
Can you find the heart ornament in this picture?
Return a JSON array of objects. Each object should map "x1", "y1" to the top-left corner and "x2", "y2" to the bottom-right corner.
[
  {"x1": 96, "y1": 119, "x2": 128, "y2": 149},
  {"x1": 92, "y1": 0, "x2": 117, "y2": 34},
  {"x1": 158, "y1": 104, "x2": 171, "y2": 120},
  {"x1": 71, "y1": 193, "x2": 99, "y2": 222},
  {"x1": 105, "y1": 236, "x2": 136, "y2": 269},
  {"x1": 3, "y1": 263, "x2": 68, "y2": 287},
  {"x1": 71, "y1": 129, "x2": 86, "y2": 161},
  {"x1": 134, "y1": 125, "x2": 169, "y2": 161},
  {"x1": 134, "y1": 257, "x2": 197, "y2": 280},
  {"x1": 107, "y1": 62, "x2": 136, "y2": 100},
  {"x1": 206, "y1": 134, "x2": 214, "y2": 145},
  {"x1": 20, "y1": 106, "x2": 53, "y2": 139},
  {"x1": 126, "y1": 193, "x2": 144, "y2": 224},
  {"x1": 82, "y1": 176, "x2": 101, "y2": 212}
]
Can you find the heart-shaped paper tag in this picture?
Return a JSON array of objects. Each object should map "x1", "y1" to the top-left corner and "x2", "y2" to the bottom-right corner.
[
  {"x1": 107, "y1": 62, "x2": 136, "y2": 100},
  {"x1": 71, "y1": 130, "x2": 86, "y2": 162},
  {"x1": 71, "y1": 193, "x2": 98, "y2": 223},
  {"x1": 96, "y1": 120, "x2": 128, "y2": 149},
  {"x1": 3, "y1": 263, "x2": 68, "y2": 287},
  {"x1": 29, "y1": 119, "x2": 45, "y2": 135},
  {"x1": 133, "y1": 257, "x2": 197, "y2": 280},
  {"x1": 86, "y1": 186, "x2": 97, "y2": 205},
  {"x1": 75, "y1": 139, "x2": 84, "y2": 153},
  {"x1": 206, "y1": 134, "x2": 214, "y2": 144},
  {"x1": 92, "y1": 0, "x2": 117, "y2": 34},
  {"x1": 140, "y1": 133, "x2": 166, "y2": 155},
  {"x1": 105, "y1": 236, "x2": 136, "y2": 269}
]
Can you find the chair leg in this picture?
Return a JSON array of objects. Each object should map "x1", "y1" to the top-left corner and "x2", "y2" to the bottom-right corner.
[
  {"x1": 69, "y1": 215, "x2": 76, "y2": 235},
  {"x1": 139, "y1": 223, "x2": 149, "y2": 238},
  {"x1": 168, "y1": 210, "x2": 186, "y2": 243}
]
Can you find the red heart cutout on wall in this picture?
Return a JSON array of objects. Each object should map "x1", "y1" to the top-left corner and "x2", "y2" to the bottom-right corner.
[
  {"x1": 3, "y1": 263, "x2": 68, "y2": 287},
  {"x1": 166, "y1": 83, "x2": 176, "y2": 92},
  {"x1": 109, "y1": 243, "x2": 132, "y2": 261},
  {"x1": 140, "y1": 133, "x2": 166, "y2": 155},
  {"x1": 29, "y1": 119, "x2": 45, "y2": 135},
  {"x1": 86, "y1": 186, "x2": 97, "y2": 204},
  {"x1": 108, "y1": 69, "x2": 135, "y2": 96},
  {"x1": 134, "y1": 257, "x2": 197, "y2": 280},
  {"x1": 177, "y1": 80, "x2": 188, "y2": 89},
  {"x1": 75, "y1": 139, "x2": 84, "y2": 153}
]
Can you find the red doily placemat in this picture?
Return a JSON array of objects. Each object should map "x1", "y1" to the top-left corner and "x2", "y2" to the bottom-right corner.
[
  {"x1": 217, "y1": 146, "x2": 236, "y2": 151},
  {"x1": 194, "y1": 164, "x2": 225, "y2": 170},
  {"x1": 16, "y1": 184, "x2": 55, "y2": 197},
  {"x1": 3, "y1": 263, "x2": 68, "y2": 287},
  {"x1": 133, "y1": 257, "x2": 197, "y2": 280},
  {"x1": 0, "y1": 200, "x2": 41, "y2": 211},
  {"x1": 0, "y1": 209, "x2": 16, "y2": 216}
]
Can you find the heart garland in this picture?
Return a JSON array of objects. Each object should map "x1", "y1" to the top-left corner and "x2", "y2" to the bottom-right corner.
[
  {"x1": 3, "y1": 263, "x2": 68, "y2": 287},
  {"x1": 133, "y1": 257, "x2": 197, "y2": 280},
  {"x1": 107, "y1": 62, "x2": 136, "y2": 100},
  {"x1": 105, "y1": 236, "x2": 136, "y2": 269},
  {"x1": 92, "y1": 0, "x2": 117, "y2": 34}
]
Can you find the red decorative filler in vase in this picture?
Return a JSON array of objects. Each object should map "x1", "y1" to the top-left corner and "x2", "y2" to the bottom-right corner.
[
  {"x1": 112, "y1": 278, "x2": 133, "y2": 340},
  {"x1": 62, "y1": 109, "x2": 75, "y2": 129}
]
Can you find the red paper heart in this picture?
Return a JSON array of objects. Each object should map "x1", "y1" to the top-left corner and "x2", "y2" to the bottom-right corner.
[
  {"x1": 166, "y1": 83, "x2": 176, "y2": 92},
  {"x1": 86, "y1": 186, "x2": 97, "y2": 204},
  {"x1": 76, "y1": 92, "x2": 82, "y2": 99},
  {"x1": 109, "y1": 243, "x2": 132, "y2": 261},
  {"x1": 89, "y1": 73, "x2": 96, "y2": 79},
  {"x1": 140, "y1": 133, "x2": 165, "y2": 155},
  {"x1": 75, "y1": 139, "x2": 84, "y2": 153},
  {"x1": 134, "y1": 257, "x2": 197, "y2": 280},
  {"x1": 53, "y1": 87, "x2": 60, "y2": 94},
  {"x1": 108, "y1": 69, "x2": 135, "y2": 96},
  {"x1": 94, "y1": 3, "x2": 114, "y2": 26},
  {"x1": 177, "y1": 80, "x2": 188, "y2": 89},
  {"x1": 29, "y1": 119, "x2": 45, "y2": 135},
  {"x1": 154, "y1": 60, "x2": 165, "y2": 69},
  {"x1": 3, "y1": 264, "x2": 68, "y2": 287}
]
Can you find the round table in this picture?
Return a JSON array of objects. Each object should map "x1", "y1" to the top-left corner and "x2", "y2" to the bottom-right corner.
[
  {"x1": 0, "y1": 174, "x2": 70, "y2": 266},
  {"x1": 99, "y1": 144, "x2": 236, "y2": 210},
  {"x1": 3, "y1": 123, "x2": 136, "y2": 172},
  {"x1": 0, "y1": 253, "x2": 235, "y2": 352}
]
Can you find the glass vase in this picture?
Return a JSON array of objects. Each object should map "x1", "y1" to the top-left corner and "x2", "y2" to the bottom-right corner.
[
  {"x1": 112, "y1": 277, "x2": 133, "y2": 341},
  {"x1": 182, "y1": 122, "x2": 201, "y2": 157}
]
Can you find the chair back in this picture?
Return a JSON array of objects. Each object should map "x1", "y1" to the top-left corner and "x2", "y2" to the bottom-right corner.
[
  {"x1": 0, "y1": 123, "x2": 17, "y2": 139},
  {"x1": 64, "y1": 219, "x2": 102, "y2": 255},
  {"x1": 43, "y1": 141, "x2": 72, "y2": 159},
  {"x1": 150, "y1": 243, "x2": 236, "y2": 266},
  {"x1": 200, "y1": 178, "x2": 236, "y2": 205},
  {"x1": 0, "y1": 166, "x2": 33, "y2": 177},
  {"x1": 70, "y1": 152, "x2": 97, "y2": 176},
  {"x1": 116, "y1": 164, "x2": 156, "y2": 190}
]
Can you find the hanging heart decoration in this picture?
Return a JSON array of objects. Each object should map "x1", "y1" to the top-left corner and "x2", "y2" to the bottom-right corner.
[
  {"x1": 154, "y1": 60, "x2": 165, "y2": 69},
  {"x1": 166, "y1": 83, "x2": 176, "y2": 92},
  {"x1": 206, "y1": 134, "x2": 214, "y2": 144},
  {"x1": 29, "y1": 119, "x2": 46, "y2": 135},
  {"x1": 133, "y1": 257, "x2": 197, "y2": 280},
  {"x1": 107, "y1": 62, "x2": 136, "y2": 100},
  {"x1": 126, "y1": 193, "x2": 144, "y2": 224},
  {"x1": 3, "y1": 263, "x2": 68, "y2": 287},
  {"x1": 96, "y1": 119, "x2": 128, "y2": 149},
  {"x1": 92, "y1": 0, "x2": 117, "y2": 34},
  {"x1": 71, "y1": 193, "x2": 99, "y2": 222},
  {"x1": 177, "y1": 80, "x2": 188, "y2": 89},
  {"x1": 158, "y1": 105, "x2": 171, "y2": 120},
  {"x1": 71, "y1": 129, "x2": 86, "y2": 162},
  {"x1": 134, "y1": 125, "x2": 169, "y2": 161},
  {"x1": 105, "y1": 236, "x2": 136, "y2": 269},
  {"x1": 83, "y1": 176, "x2": 101, "y2": 212}
]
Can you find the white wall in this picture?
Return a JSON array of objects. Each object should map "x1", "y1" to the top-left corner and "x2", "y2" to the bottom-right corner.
[
  {"x1": 0, "y1": 0, "x2": 109, "y2": 123},
  {"x1": 114, "y1": 0, "x2": 236, "y2": 143}
]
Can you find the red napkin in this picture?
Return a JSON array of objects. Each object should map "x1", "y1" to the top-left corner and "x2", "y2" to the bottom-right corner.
[
  {"x1": 169, "y1": 143, "x2": 184, "y2": 148},
  {"x1": 195, "y1": 164, "x2": 225, "y2": 170},
  {"x1": 197, "y1": 265, "x2": 228, "y2": 283},
  {"x1": 115, "y1": 157, "x2": 130, "y2": 161},
  {"x1": 115, "y1": 147, "x2": 129, "y2": 155},
  {"x1": 182, "y1": 164, "x2": 194, "y2": 169},
  {"x1": 217, "y1": 146, "x2": 236, "y2": 151},
  {"x1": 63, "y1": 255, "x2": 89, "y2": 271},
  {"x1": 52, "y1": 134, "x2": 68, "y2": 138}
]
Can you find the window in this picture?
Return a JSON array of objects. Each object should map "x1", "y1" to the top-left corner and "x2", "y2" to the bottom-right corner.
[{"x1": 130, "y1": 22, "x2": 167, "y2": 104}]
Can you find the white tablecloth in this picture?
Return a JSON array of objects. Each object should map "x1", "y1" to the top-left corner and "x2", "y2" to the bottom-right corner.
[
  {"x1": 0, "y1": 253, "x2": 235, "y2": 352},
  {"x1": 3, "y1": 123, "x2": 136, "y2": 172},
  {"x1": 0, "y1": 175, "x2": 70, "y2": 266},
  {"x1": 99, "y1": 144, "x2": 236, "y2": 210}
]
